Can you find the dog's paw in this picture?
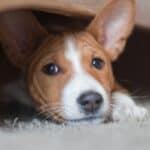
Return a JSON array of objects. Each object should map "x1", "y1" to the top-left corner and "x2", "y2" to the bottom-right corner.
[{"x1": 112, "y1": 92, "x2": 149, "y2": 122}]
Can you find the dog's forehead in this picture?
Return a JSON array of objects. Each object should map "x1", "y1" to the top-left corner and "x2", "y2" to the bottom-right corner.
[
  {"x1": 65, "y1": 32, "x2": 108, "y2": 58},
  {"x1": 64, "y1": 33, "x2": 111, "y2": 69},
  {"x1": 35, "y1": 32, "x2": 109, "y2": 64}
]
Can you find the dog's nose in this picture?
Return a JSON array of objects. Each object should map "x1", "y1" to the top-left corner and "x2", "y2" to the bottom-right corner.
[{"x1": 77, "y1": 91, "x2": 103, "y2": 114}]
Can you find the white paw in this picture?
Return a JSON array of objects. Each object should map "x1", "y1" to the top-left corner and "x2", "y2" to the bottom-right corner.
[{"x1": 112, "y1": 92, "x2": 149, "y2": 122}]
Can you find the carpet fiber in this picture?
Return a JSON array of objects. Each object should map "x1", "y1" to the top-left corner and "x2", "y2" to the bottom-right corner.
[{"x1": 0, "y1": 100, "x2": 150, "y2": 150}]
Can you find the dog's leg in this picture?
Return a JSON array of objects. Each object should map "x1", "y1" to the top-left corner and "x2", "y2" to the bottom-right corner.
[{"x1": 112, "y1": 89, "x2": 149, "y2": 122}]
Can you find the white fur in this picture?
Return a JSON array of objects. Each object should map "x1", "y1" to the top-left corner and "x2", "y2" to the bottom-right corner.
[
  {"x1": 61, "y1": 37, "x2": 109, "y2": 121},
  {"x1": 112, "y1": 92, "x2": 149, "y2": 121}
]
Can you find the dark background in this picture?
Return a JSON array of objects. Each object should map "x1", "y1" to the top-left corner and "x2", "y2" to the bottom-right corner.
[{"x1": 113, "y1": 26, "x2": 150, "y2": 94}]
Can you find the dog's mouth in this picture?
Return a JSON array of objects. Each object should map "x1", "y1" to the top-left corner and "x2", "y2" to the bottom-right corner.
[
  {"x1": 68, "y1": 117, "x2": 101, "y2": 122},
  {"x1": 39, "y1": 111, "x2": 110, "y2": 125},
  {"x1": 64, "y1": 115, "x2": 108, "y2": 125}
]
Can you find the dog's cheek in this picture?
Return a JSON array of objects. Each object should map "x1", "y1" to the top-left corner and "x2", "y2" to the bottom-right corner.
[
  {"x1": 27, "y1": 65, "x2": 72, "y2": 120},
  {"x1": 28, "y1": 73, "x2": 60, "y2": 105}
]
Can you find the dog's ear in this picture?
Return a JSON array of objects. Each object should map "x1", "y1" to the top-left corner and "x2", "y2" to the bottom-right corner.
[
  {"x1": 0, "y1": 10, "x2": 48, "y2": 69},
  {"x1": 87, "y1": 0, "x2": 135, "y2": 61}
]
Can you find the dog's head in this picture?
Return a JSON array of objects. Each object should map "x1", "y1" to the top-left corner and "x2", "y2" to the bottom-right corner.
[{"x1": 0, "y1": 0, "x2": 135, "y2": 123}]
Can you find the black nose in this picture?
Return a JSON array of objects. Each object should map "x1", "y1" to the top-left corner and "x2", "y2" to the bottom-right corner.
[{"x1": 77, "y1": 91, "x2": 103, "y2": 114}]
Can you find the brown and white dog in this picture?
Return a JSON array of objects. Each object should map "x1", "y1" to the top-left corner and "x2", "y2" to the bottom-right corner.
[{"x1": 0, "y1": 0, "x2": 148, "y2": 124}]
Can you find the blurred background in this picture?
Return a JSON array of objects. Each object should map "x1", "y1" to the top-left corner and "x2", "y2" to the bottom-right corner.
[{"x1": 114, "y1": 0, "x2": 150, "y2": 93}]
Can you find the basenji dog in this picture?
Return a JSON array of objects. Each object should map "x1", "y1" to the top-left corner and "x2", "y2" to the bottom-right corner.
[{"x1": 0, "y1": 0, "x2": 148, "y2": 124}]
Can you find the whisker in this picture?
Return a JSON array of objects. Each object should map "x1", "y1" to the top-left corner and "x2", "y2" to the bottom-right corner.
[
  {"x1": 38, "y1": 103, "x2": 66, "y2": 123},
  {"x1": 39, "y1": 103, "x2": 56, "y2": 110},
  {"x1": 45, "y1": 110, "x2": 65, "y2": 123}
]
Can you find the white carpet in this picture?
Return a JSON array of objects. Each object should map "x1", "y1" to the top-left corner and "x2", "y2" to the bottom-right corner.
[
  {"x1": 0, "y1": 100, "x2": 150, "y2": 150},
  {"x1": 1, "y1": 120, "x2": 150, "y2": 150}
]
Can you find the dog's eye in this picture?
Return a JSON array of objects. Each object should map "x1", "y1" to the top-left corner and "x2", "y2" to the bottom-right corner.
[
  {"x1": 92, "y1": 58, "x2": 104, "y2": 69},
  {"x1": 43, "y1": 63, "x2": 60, "y2": 75}
]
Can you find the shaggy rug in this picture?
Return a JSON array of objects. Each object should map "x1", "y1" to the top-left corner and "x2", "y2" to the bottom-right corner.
[{"x1": 0, "y1": 100, "x2": 150, "y2": 150}]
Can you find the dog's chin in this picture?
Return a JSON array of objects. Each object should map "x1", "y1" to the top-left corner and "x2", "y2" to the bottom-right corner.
[{"x1": 64, "y1": 116, "x2": 106, "y2": 126}]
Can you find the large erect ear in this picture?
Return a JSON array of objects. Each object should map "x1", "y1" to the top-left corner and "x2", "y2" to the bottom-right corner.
[
  {"x1": 87, "y1": 0, "x2": 136, "y2": 61},
  {"x1": 0, "y1": 10, "x2": 48, "y2": 69}
]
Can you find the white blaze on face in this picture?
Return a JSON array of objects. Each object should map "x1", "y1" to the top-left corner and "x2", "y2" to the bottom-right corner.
[{"x1": 61, "y1": 36, "x2": 109, "y2": 121}]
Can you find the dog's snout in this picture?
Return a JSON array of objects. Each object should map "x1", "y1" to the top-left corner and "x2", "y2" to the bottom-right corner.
[{"x1": 77, "y1": 91, "x2": 103, "y2": 114}]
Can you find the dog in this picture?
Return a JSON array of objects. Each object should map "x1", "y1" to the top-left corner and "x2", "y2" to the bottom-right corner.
[{"x1": 0, "y1": 0, "x2": 148, "y2": 124}]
